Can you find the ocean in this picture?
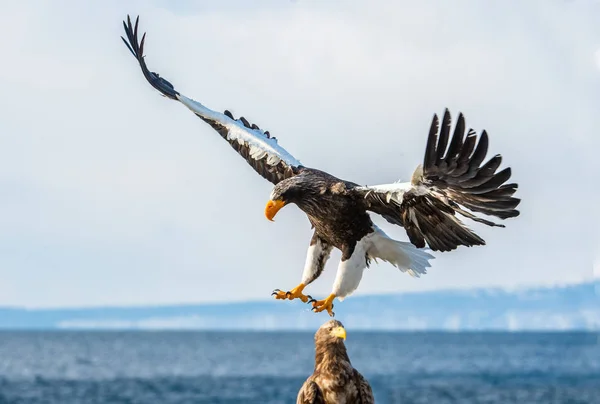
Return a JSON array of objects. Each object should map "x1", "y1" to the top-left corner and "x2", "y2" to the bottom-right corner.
[{"x1": 0, "y1": 331, "x2": 598, "y2": 403}]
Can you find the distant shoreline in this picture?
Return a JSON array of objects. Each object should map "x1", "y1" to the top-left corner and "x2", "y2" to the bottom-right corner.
[{"x1": 2, "y1": 280, "x2": 598, "y2": 331}]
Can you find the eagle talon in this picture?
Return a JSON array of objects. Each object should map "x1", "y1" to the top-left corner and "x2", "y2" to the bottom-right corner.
[
  {"x1": 310, "y1": 294, "x2": 336, "y2": 316},
  {"x1": 271, "y1": 283, "x2": 310, "y2": 303}
]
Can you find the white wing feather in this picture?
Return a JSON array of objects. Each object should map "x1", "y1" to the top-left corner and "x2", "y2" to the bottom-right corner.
[{"x1": 177, "y1": 94, "x2": 302, "y2": 168}]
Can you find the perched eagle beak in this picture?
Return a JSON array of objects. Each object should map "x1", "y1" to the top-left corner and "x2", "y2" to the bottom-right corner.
[
  {"x1": 330, "y1": 326, "x2": 347, "y2": 340},
  {"x1": 265, "y1": 199, "x2": 286, "y2": 221}
]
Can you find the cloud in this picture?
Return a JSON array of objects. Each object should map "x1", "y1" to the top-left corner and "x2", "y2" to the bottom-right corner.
[{"x1": 0, "y1": 0, "x2": 599, "y2": 307}]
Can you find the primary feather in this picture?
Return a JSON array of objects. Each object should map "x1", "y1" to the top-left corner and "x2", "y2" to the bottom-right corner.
[
  {"x1": 121, "y1": 15, "x2": 302, "y2": 185},
  {"x1": 358, "y1": 110, "x2": 520, "y2": 252}
]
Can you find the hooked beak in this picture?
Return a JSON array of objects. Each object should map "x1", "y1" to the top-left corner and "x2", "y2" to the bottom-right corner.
[
  {"x1": 265, "y1": 199, "x2": 286, "y2": 221},
  {"x1": 330, "y1": 326, "x2": 346, "y2": 340}
]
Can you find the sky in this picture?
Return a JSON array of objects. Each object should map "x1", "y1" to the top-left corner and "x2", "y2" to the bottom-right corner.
[{"x1": 0, "y1": 0, "x2": 599, "y2": 308}]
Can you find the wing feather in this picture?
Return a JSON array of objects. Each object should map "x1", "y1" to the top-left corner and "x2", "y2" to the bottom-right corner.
[
  {"x1": 435, "y1": 109, "x2": 452, "y2": 168},
  {"x1": 353, "y1": 369, "x2": 375, "y2": 404},
  {"x1": 358, "y1": 109, "x2": 520, "y2": 252},
  {"x1": 441, "y1": 112, "x2": 465, "y2": 173},
  {"x1": 451, "y1": 129, "x2": 477, "y2": 177},
  {"x1": 423, "y1": 114, "x2": 439, "y2": 171},
  {"x1": 121, "y1": 15, "x2": 303, "y2": 185},
  {"x1": 296, "y1": 378, "x2": 325, "y2": 404}
]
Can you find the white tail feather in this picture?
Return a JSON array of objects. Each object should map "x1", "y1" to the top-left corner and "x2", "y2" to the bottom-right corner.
[{"x1": 367, "y1": 226, "x2": 434, "y2": 277}]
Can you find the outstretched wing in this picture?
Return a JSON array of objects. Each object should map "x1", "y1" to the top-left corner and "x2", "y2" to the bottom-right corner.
[
  {"x1": 358, "y1": 109, "x2": 520, "y2": 252},
  {"x1": 121, "y1": 15, "x2": 303, "y2": 185},
  {"x1": 296, "y1": 378, "x2": 325, "y2": 404}
]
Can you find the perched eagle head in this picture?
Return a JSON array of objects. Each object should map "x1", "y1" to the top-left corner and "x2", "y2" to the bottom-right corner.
[
  {"x1": 265, "y1": 175, "x2": 321, "y2": 221},
  {"x1": 315, "y1": 319, "x2": 347, "y2": 344}
]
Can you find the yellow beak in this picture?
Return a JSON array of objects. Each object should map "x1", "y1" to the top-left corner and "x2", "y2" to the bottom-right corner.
[
  {"x1": 265, "y1": 199, "x2": 286, "y2": 221},
  {"x1": 330, "y1": 326, "x2": 347, "y2": 340}
]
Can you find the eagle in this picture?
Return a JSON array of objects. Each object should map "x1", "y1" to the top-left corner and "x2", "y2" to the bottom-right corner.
[
  {"x1": 297, "y1": 320, "x2": 374, "y2": 404},
  {"x1": 121, "y1": 16, "x2": 520, "y2": 316}
]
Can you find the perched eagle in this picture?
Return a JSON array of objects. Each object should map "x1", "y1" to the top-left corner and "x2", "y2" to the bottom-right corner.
[
  {"x1": 121, "y1": 16, "x2": 520, "y2": 316},
  {"x1": 297, "y1": 320, "x2": 374, "y2": 404}
]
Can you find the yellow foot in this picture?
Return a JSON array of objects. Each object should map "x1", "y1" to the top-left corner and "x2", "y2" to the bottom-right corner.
[
  {"x1": 309, "y1": 294, "x2": 336, "y2": 317},
  {"x1": 271, "y1": 283, "x2": 311, "y2": 303}
]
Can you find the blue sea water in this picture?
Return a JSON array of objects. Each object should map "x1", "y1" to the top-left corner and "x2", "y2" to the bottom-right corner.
[{"x1": 0, "y1": 332, "x2": 598, "y2": 404}]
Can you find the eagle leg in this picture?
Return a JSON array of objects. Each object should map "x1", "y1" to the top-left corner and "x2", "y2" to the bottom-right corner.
[
  {"x1": 309, "y1": 294, "x2": 336, "y2": 317},
  {"x1": 271, "y1": 283, "x2": 311, "y2": 303}
]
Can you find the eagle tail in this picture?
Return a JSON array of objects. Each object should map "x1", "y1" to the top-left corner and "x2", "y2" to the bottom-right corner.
[{"x1": 367, "y1": 226, "x2": 434, "y2": 277}]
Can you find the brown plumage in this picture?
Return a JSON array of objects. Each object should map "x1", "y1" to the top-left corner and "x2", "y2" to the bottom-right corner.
[{"x1": 297, "y1": 320, "x2": 374, "y2": 404}]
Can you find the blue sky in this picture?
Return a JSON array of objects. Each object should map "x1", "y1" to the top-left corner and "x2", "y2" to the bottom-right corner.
[{"x1": 0, "y1": 0, "x2": 598, "y2": 308}]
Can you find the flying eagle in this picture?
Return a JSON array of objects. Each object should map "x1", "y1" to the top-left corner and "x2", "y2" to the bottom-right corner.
[
  {"x1": 297, "y1": 320, "x2": 374, "y2": 404},
  {"x1": 121, "y1": 16, "x2": 520, "y2": 316}
]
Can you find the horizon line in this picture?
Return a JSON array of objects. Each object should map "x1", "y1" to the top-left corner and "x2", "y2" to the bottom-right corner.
[{"x1": 2, "y1": 277, "x2": 597, "y2": 311}]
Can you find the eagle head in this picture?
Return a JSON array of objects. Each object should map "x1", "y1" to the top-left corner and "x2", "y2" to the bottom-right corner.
[
  {"x1": 265, "y1": 176, "x2": 315, "y2": 221},
  {"x1": 315, "y1": 319, "x2": 347, "y2": 344}
]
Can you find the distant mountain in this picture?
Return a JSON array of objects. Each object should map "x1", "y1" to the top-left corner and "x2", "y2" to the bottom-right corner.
[{"x1": 1, "y1": 281, "x2": 598, "y2": 331}]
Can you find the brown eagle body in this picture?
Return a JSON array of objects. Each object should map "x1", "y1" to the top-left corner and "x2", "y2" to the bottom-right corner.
[
  {"x1": 297, "y1": 320, "x2": 374, "y2": 404},
  {"x1": 270, "y1": 169, "x2": 374, "y2": 257}
]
